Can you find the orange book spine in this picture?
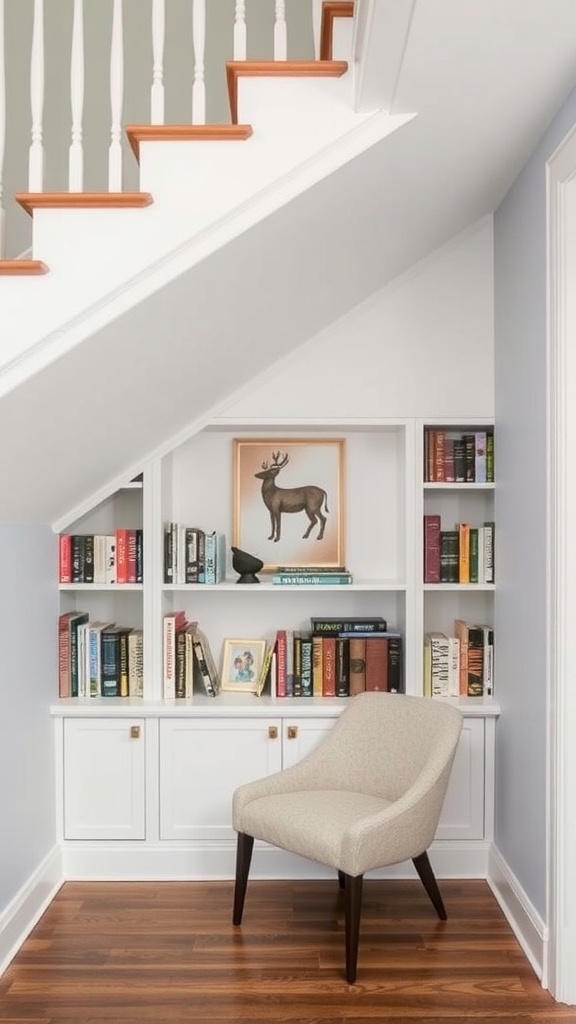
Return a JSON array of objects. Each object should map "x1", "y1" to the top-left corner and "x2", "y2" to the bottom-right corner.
[{"x1": 458, "y1": 522, "x2": 470, "y2": 583}]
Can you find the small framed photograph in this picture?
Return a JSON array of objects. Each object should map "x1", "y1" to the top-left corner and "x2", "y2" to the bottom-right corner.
[
  {"x1": 221, "y1": 638, "x2": 268, "y2": 693},
  {"x1": 233, "y1": 438, "x2": 345, "y2": 571}
]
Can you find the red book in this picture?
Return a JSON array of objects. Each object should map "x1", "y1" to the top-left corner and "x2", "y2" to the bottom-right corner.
[
  {"x1": 423, "y1": 514, "x2": 441, "y2": 583},
  {"x1": 59, "y1": 534, "x2": 72, "y2": 583},
  {"x1": 365, "y1": 636, "x2": 389, "y2": 692},
  {"x1": 126, "y1": 529, "x2": 138, "y2": 584},
  {"x1": 116, "y1": 528, "x2": 128, "y2": 584},
  {"x1": 322, "y1": 637, "x2": 336, "y2": 697}
]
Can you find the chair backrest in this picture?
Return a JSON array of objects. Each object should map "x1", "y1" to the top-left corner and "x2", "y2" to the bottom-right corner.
[{"x1": 299, "y1": 692, "x2": 463, "y2": 802}]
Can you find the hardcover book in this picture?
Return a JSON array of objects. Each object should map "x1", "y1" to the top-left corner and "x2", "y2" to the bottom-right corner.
[
  {"x1": 275, "y1": 629, "x2": 287, "y2": 698},
  {"x1": 335, "y1": 637, "x2": 349, "y2": 697},
  {"x1": 348, "y1": 636, "x2": 366, "y2": 696},
  {"x1": 387, "y1": 634, "x2": 403, "y2": 694},
  {"x1": 163, "y1": 610, "x2": 187, "y2": 699},
  {"x1": 272, "y1": 573, "x2": 352, "y2": 585},
  {"x1": 101, "y1": 625, "x2": 122, "y2": 697},
  {"x1": 192, "y1": 630, "x2": 220, "y2": 697},
  {"x1": 310, "y1": 617, "x2": 387, "y2": 634},
  {"x1": 322, "y1": 637, "x2": 336, "y2": 697},
  {"x1": 300, "y1": 634, "x2": 313, "y2": 697},
  {"x1": 365, "y1": 636, "x2": 389, "y2": 692},
  {"x1": 128, "y1": 628, "x2": 144, "y2": 698},
  {"x1": 423, "y1": 514, "x2": 441, "y2": 583},
  {"x1": 59, "y1": 534, "x2": 72, "y2": 583}
]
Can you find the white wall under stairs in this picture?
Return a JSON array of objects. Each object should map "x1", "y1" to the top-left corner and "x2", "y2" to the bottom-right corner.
[{"x1": 0, "y1": 55, "x2": 413, "y2": 526}]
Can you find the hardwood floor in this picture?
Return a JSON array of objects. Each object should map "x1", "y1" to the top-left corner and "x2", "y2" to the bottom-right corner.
[{"x1": 1, "y1": 879, "x2": 575, "y2": 1023}]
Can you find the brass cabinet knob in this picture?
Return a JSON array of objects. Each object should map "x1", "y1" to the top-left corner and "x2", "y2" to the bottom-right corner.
[
  {"x1": 130, "y1": 725, "x2": 141, "y2": 739},
  {"x1": 287, "y1": 725, "x2": 298, "y2": 740},
  {"x1": 268, "y1": 726, "x2": 278, "y2": 739}
]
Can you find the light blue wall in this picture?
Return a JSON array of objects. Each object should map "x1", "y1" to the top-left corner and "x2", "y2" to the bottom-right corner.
[
  {"x1": 494, "y1": 85, "x2": 576, "y2": 917},
  {"x1": 0, "y1": 526, "x2": 58, "y2": 912}
]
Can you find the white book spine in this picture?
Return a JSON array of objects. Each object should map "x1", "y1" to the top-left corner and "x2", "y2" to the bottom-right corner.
[
  {"x1": 105, "y1": 535, "x2": 117, "y2": 584},
  {"x1": 448, "y1": 636, "x2": 460, "y2": 697}
]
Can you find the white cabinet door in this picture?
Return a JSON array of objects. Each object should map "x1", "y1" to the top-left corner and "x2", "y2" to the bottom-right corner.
[
  {"x1": 436, "y1": 717, "x2": 485, "y2": 840},
  {"x1": 159, "y1": 717, "x2": 283, "y2": 841},
  {"x1": 281, "y1": 717, "x2": 336, "y2": 769},
  {"x1": 63, "y1": 718, "x2": 146, "y2": 840}
]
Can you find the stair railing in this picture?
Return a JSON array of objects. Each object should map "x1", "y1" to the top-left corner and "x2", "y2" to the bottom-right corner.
[{"x1": 0, "y1": 0, "x2": 323, "y2": 259}]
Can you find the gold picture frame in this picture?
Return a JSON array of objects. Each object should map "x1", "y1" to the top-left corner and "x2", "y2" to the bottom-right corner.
[
  {"x1": 221, "y1": 639, "x2": 268, "y2": 693},
  {"x1": 233, "y1": 438, "x2": 345, "y2": 571}
]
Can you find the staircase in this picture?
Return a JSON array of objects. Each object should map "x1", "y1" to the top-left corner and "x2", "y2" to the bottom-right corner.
[{"x1": 0, "y1": 0, "x2": 414, "y2": 525}]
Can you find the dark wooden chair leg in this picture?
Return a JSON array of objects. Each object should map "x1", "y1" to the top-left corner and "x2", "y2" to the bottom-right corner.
[
  {"x1": 412, "y1": 850, "x2": 447, "y2": 920},
  {"x1": 337, "y1": 870, "x2": 346, "y2": 889},
  {"x1": 344, "y1": 873, "x2": 363, "y2": 983},
  {"x1": 232, "y1": 832, "x2": 254, "y2": 925}
]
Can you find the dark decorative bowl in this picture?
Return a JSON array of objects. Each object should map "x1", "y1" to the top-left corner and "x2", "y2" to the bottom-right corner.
[{"x1": 231, "y1": 546, "x2": 264, "y2": 584}]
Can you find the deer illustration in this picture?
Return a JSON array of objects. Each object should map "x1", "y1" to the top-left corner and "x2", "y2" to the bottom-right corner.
[{"x1": 254, "y1": 451, "x2": 329, "y2": 542}]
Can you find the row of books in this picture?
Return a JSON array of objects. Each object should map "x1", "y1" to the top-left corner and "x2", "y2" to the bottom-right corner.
[
  {"x1": 162, "y1": 614, "x2": 402, "y2": 700},
  {"x1": 424, "y1": 516, "x2": 495, "y2": 584},
  {"x1": 59, "y1": 530, "x2": 143, "y2": 585},
  {"x1": 271, "y1": 566, "x2": 353, "y2": 586},
  {"x1": 58, "y1": 611, "x2": 143, "y2": 698},
  {"x1": 424, "y1": 428, "x2": 494, "y2": 484},
  {"x1": 164, "y1": 522, "x2": 226, "y2": 584},
  {"x1": 274, "y1": 621, "x2": 403, "y2": 697},
  {"x1": 424, "y1": 621, "x2": 494, "y2": 698},
  {"x1": 162, "y1": 612, "x2": 221, "y2": 698}
]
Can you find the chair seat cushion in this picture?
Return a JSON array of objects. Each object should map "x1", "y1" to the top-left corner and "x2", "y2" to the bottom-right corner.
[{"x1": 239, "y1": 789, "x2": 391, "y2": 872}]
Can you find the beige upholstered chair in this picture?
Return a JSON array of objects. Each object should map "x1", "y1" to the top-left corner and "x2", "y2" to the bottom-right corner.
[{"x1": 232, "y1": 691, "x2": 463, "y2": 983}]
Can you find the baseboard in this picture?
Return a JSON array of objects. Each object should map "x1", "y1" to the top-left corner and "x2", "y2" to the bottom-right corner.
[
  {"x1": 0, "y1": 845, "x2": 63, "y2": 976},
  {"x1": 488, "y1": 845, "x2": 548, "y2": 985},
  {"x1": 61, "y1": 838, "x2": 491, "y2": 881}
]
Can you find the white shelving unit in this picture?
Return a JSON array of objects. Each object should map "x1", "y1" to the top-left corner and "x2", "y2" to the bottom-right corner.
[{"x1": 52, "y1": 417, "x2": 499, "y2": 881}]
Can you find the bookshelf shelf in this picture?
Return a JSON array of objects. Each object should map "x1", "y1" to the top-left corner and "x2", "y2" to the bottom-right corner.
[
  {"x1": 423, "y1": 583, "x2": 495, "y2": 592},
  {"x1": 162, "y1": 579, "x2": 406, "y2": 593},
  {"x1": 59, "y1": 583, "x2": 144, "y2": 592},
  {"x1": 423, "y1": 482, "x2": 495, "y2": 491}
]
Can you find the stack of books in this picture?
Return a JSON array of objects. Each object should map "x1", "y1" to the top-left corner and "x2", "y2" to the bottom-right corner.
[{"x1": 271, "y1": 566, "x2": 353, "y2": 586}]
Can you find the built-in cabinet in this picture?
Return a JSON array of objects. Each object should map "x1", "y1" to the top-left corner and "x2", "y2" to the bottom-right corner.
[{"x1": 53, "y1": 417, "x2": 498, "y2": 880}]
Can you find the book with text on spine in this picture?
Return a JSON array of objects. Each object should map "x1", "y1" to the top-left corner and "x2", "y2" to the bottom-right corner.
[
  {"x1": 310, "y1": 616, "x2": 387, "y2": 634},
  {"x1": 272, "y1": 573, "x2": 352, "y2": 585}
]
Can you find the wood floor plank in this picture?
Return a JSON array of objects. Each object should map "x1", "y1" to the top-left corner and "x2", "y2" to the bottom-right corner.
[{"x1": 1, "y1": 880, "x2": 576, "y2": 1023}]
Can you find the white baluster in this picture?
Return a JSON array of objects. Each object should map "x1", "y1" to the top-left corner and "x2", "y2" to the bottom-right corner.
[
  {"x1": 274, "y1": 0, "x2": 287, "y2": 60},
  {"x1": 151, "y1": 0, "x2": 165, "y2": 124},
  {"x1": 0, "y1": 0, "x2": 5, "y2": 256},
  {"x1": 233, "y1": 1, "x2": 246, "y2": 61},
  {"x1": 192, "y1": 0, "x2": 206, "y2": 125},
  {"x1": 312, "y1": 0, "x2": 323, "y2": 59},
  {"x1": 69, "y1": 0, "x2": 84, "y2": 191},
  {"x1": 29, "y1": 0, "x2": 44, "y2": 191},
  {"x1": 108, "y1": 0, "x2": 124, "y2": 191}
]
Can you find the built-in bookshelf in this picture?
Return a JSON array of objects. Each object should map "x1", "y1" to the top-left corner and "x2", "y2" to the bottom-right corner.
[
  {"x1": 421, "y1": 422, "x2": 495, "y2": 701},
  {"x1": 56, "y1": 419, "x2": 495, "y2": 705}
]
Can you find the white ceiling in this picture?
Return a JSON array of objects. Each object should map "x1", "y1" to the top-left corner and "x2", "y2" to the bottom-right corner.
[{"x1": 2, "y1": 0, "x2": 576, "y2": 526}]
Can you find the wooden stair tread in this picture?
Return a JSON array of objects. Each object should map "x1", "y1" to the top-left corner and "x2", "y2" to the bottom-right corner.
[
  {"x1": 320, "y1": 2, "x2": 354, "y2": 61},
  {"x1": 0, "y1": 259, "x2": 49, "y2": 275},
  {"x1": 125, "y1": 123, "x2": 253, "y2": 162},
  {"x1": 226, "y1": 59, "x2": 348, "y2": 124},
  {"x1": 15, "y1": 192, "x2": 153, "y2": 216}
]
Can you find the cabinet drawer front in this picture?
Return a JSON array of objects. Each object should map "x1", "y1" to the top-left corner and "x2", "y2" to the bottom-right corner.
[{"x1": 63, "y1": 718, "x2": 146, "y2": 840}]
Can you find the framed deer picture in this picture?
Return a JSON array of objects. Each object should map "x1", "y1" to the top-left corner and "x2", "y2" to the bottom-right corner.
[{"x1": 232, "y1": 438, "x2": 345, "y2": 571}]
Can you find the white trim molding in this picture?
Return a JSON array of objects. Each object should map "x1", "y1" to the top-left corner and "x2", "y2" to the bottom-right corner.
[
  {"x1": 546, "y1": 121, "x2": 576, "y2": 1005},
  {"x1": 0, "y1": 846, "x2": 63, "y2": 977},
  {"x1": 488, "y1": 846, "x2": 548, "y2": 985}
]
